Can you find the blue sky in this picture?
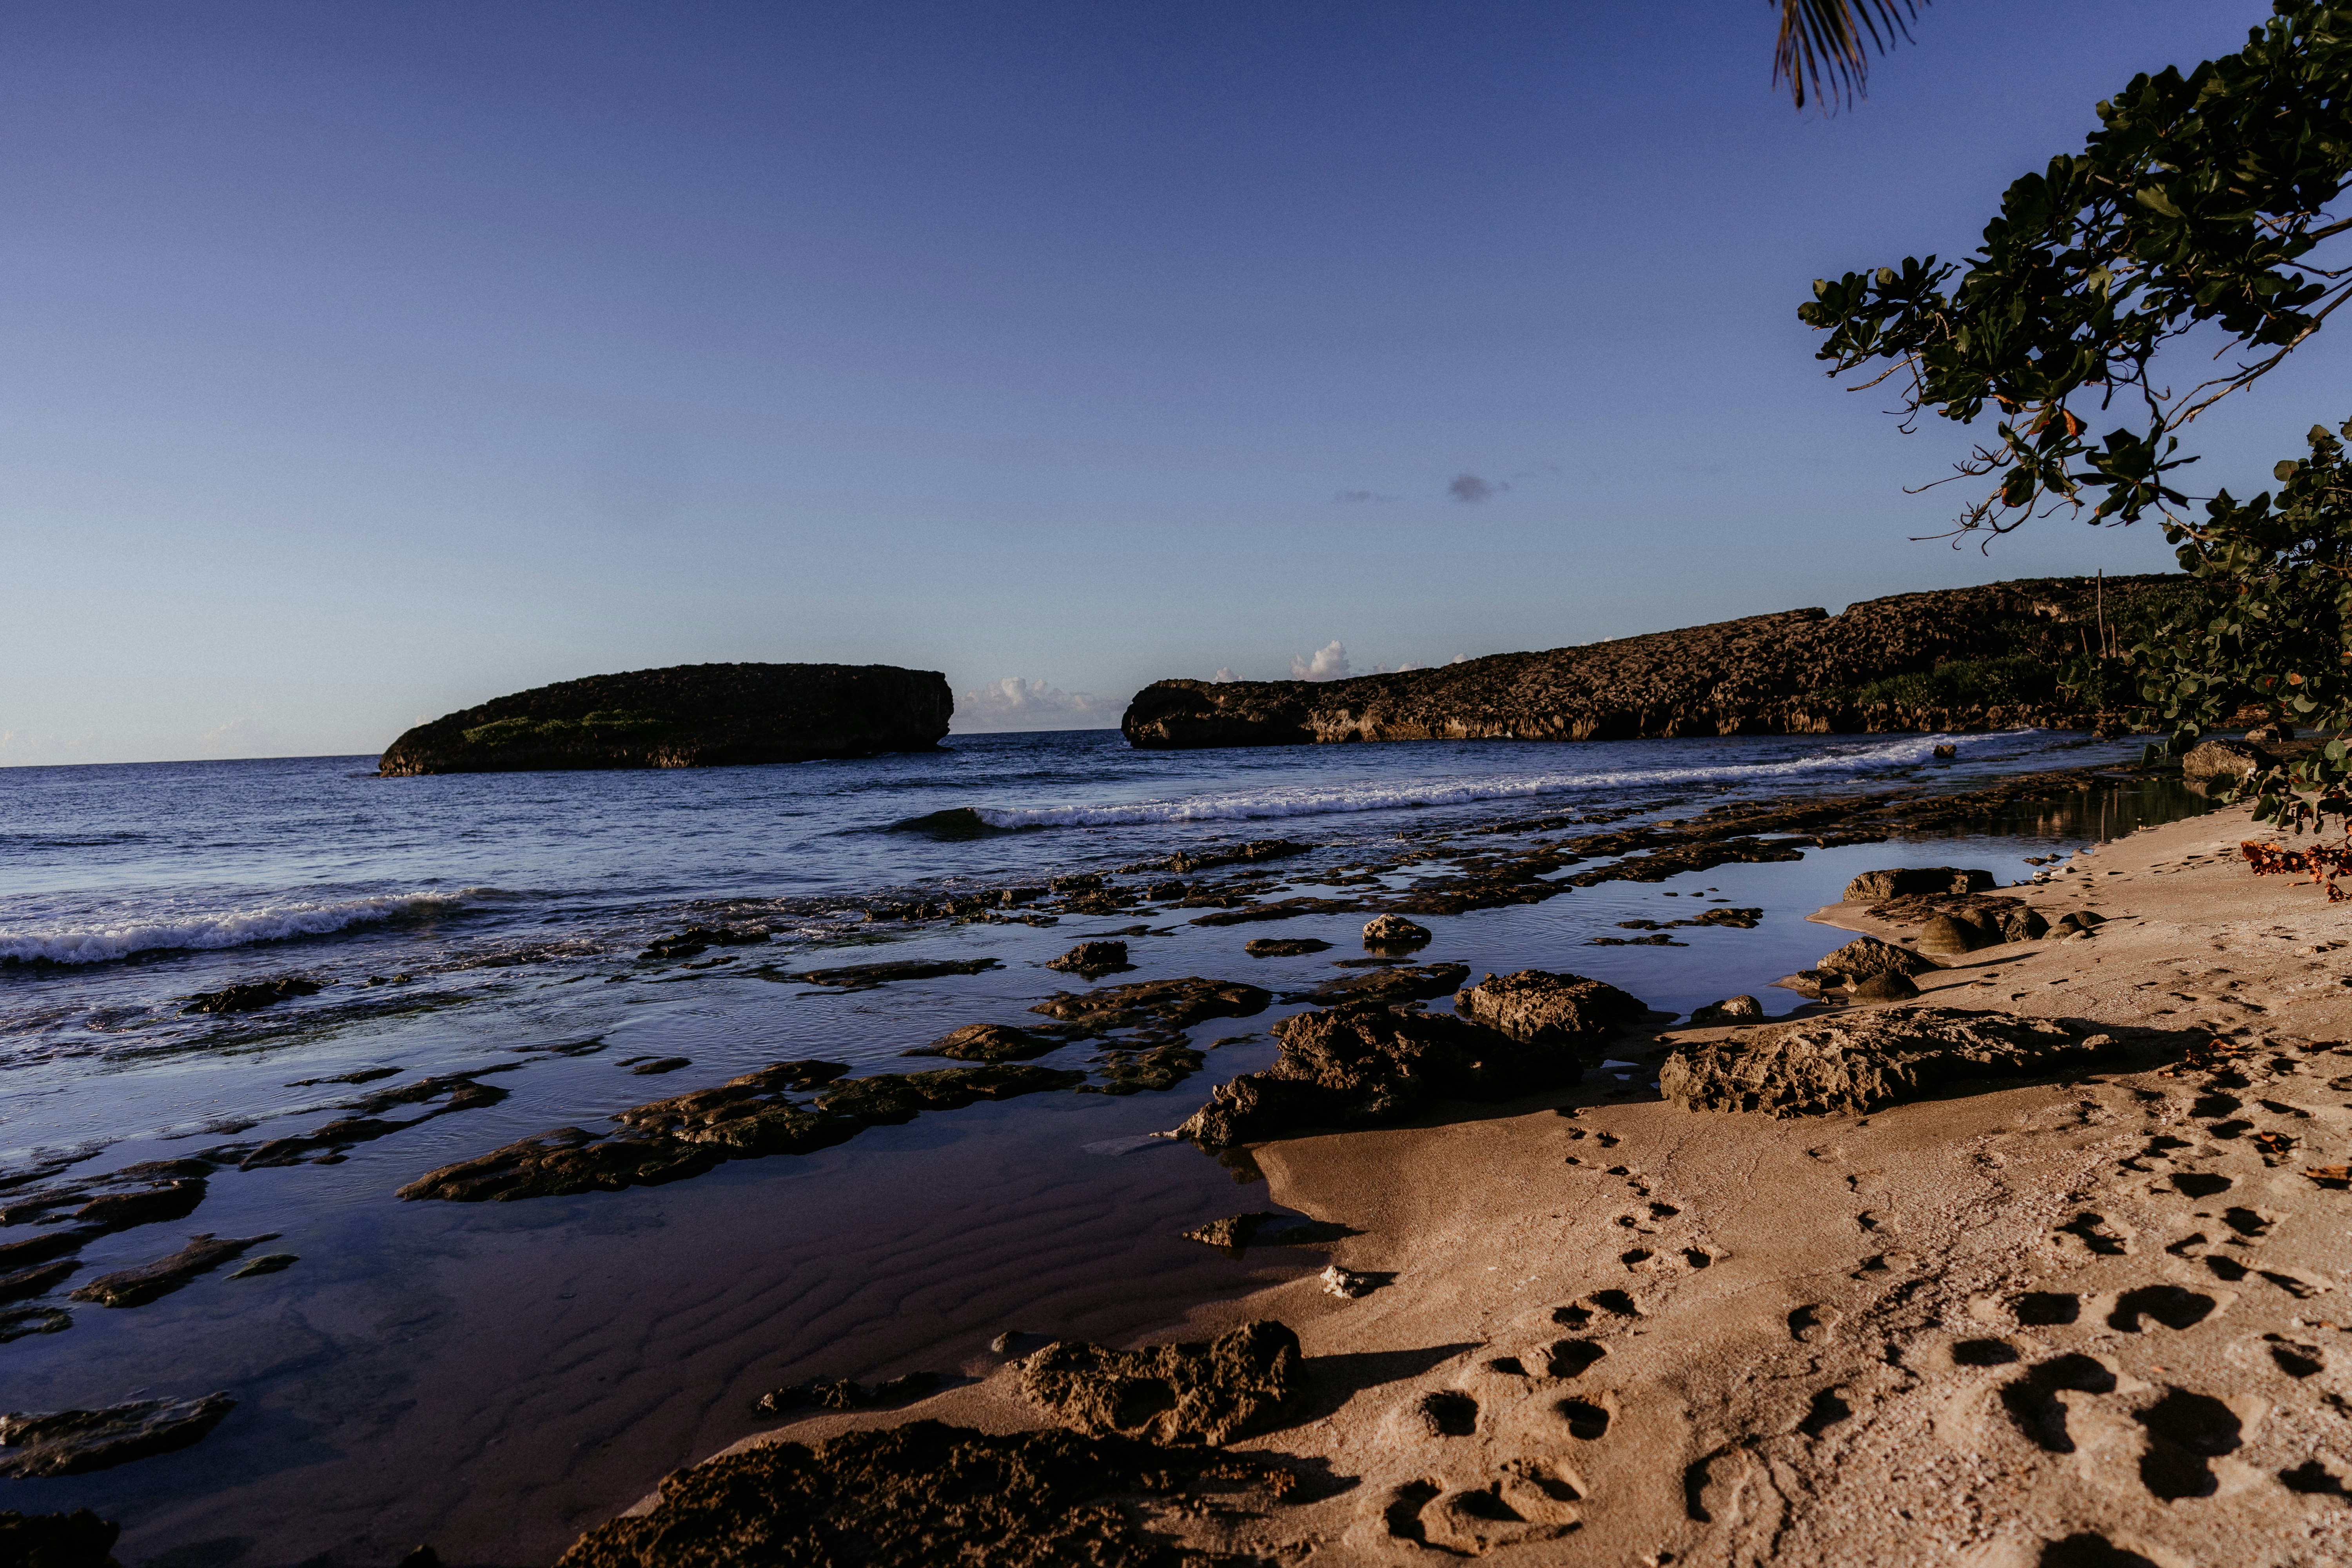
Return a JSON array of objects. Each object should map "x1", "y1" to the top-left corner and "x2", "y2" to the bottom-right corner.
[{"x1": 2, "y1": 0, "x2": 2332, "y2": 760}]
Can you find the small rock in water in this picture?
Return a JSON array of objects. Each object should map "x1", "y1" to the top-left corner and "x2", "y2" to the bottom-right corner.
[
  {"x1": 68, "y1": 1234, "x2": 281, "y2": 1308},
  {"x1": 181, "y1": 976, "x2": 323, "y2": 1015},
  {"x1": 1244, "y1": 938, "x2": 1331, "y2": 957},
  {"x1": 0, "y1": 1308, "x2": 70, "y2": 1343},
  {"x1": 226, "y1": 1253, "x2": 298, "y2": 1279},
  {"x1": 0, "y1": 1394, "x2": 236, "y2": 1477},
  {"x1": 1361, "y1": 915, "x2": 1432, "y2": 951},
  {"x1": 904, "y1": 1023, "x2": 1065, "y2": 1062},
  {"x1": 628, "y1": 1057, "x2": 692, "y2": 1076},
  {"x1": 1931, "y1": 743, "x2": 1958, "y2": 759},
  {"x1": 1044, "y1": 941, "x2": 1131, "y2": 976},
  {"x1": 1688, "y1": 995, "x2": 1763, "y2": 1027},
  {"x1": 1320, "y1": 1264, "x2": 1375, "y2": 1299}
]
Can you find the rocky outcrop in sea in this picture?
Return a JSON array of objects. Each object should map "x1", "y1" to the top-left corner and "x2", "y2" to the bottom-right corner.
[
  {"x1": 1122, "y1": 575, "x2": 2209, "y2": 749},
  {"x1": 377, "y1": 662, "x2": 951, "y2": 775}
]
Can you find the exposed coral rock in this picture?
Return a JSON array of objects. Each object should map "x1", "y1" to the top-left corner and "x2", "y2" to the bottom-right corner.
[
  {"x1": 1045, "y1": 941, "x2": 1132, "y2": 975},
  {"x1": 1361, "y1": 915, "x2": 1431, "y2": 949},
  {"x1": 1244, "y1": 938, "x2": 1332, "y2": 957},
  {"x1": 610, "y1": 1061, "x2": 852, "y2": 1152},
  {"x1": 68, "y1": 1235, "x2": 280, "y2": 1309},
  {"x1": 638, "y1": 925, "x2": 769, "y2": 961},
  {"x1": 904, "y1": 1024, "x2": 1065, "y2": 1062},
  {"x1": 1080, "y1": 1045, "x2": 1205, "y2": 1096},
  {"x1": 0, "y1": 1509, "x2": 120, "y2": 1568},
  {"x1": 1660, "y1": 1007, "x2": 2120, "y2": 1116},
  {"x1": 1309, "y1": 962, "x2": 1472, "y2": 1007},
  {"x1": 554, "y1": 1420, "x2": 1300, "y2": 1568},
  {"x1": 787, "y1": 958, "x2": 1000, "y2": 989},
  {"x1": 1122, "y1": 578, "x2": 2196, "y2": 748},
  {"x1": 1814, "y1": 936, "x2": 1936, "y2": 980},
  {"x1": 1030, "y1": 978, "x2": 1271, "y2": 1034},
  {"x1": 1842, "y1": 867, "x2": 1995, "y2": 902},
  {"x1": 397, "y1": 1128, "x2": 722, "y2": 1202},
  {"x1": 1177, "y1": 1004, "x2": 1597, "y2": 1146},
  {"x1": 379, "y1": 662, "x2": 951, "y2": 775},
  {"x1": 1018, "y1": 1321, "x2": 1302, "y2": 1446},
  {"x1": 0, "y1": 1395, "x2": 236, "y2": 1477},
  {"x1": 813, "y1": 1065, "x2": 1087, "y2": 1123},
  {"x1": 1453, "y1": 970, "x2": 1648, "y2": 1047},
  {"x1": 2182, "y1": 738, "x2": 2270, "y2": 781}
]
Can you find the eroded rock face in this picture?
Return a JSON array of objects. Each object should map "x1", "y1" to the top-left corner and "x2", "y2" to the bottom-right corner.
[
  {"x1": 378, "y1": 663, "x2": 951, "y2": 776},
  {"x1": 1815, "y1": 936, "x2": 1936, "y2": 980},
  {"x1": 1454, "y1": 971, "x2": 1648, "y2": 1047},
  {"x1": 1660, "y1": 1007, "x2": 2118, "y2": 1117},
  {"x1": 1018, "y1": 1321, "x2": 1302, "y2": 1447},
  {"x1": 0, "y1": 1395, "x2": 235, "y2": 1477},
  {"x1": 1842, "y1": 867, "x2": 1995, "y2": 903},
  {"x1": 1121, "y1": 577, "x2": 2206, "y2": 748},
  {"x1": 1176, "y1": 1005, "x2": 1594, "y2": 1146},
  {"x1": 554, "y1": 1420, "x2": 1301, "y2": 1568}
]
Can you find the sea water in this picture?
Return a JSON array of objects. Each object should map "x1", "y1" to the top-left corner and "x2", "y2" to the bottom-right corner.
[{"x1": 0, "y1": 728, "x2": 2196, "y2": 1564}]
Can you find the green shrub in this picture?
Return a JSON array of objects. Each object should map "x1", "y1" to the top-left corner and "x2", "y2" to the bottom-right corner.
[{"x1": 461, "y1": 709, "x2": 669, "y2": 749}]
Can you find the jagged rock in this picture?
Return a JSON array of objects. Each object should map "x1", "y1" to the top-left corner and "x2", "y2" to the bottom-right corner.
[
  {"x1": 1309, "y1": 962, "x2": 1472, "y2": 1007},
  {"x1": 1030, "y1": 978, "x2": 1271, "y2": 1034},
  {"x1": 1120, "y1": 578, "x2": 2205, "y2": 748},
  {"x1": 753, "y1": 1371, "x2": 942, "y2": 1416},
  {"x1": 903, "y1": 1024, "x2": 1064, "y2": 1062},
  {"x1": 1689, "y1": 995, "x2": 1763, "y2": 1026},
  {"x1": 1660, "y1": 1007, "x2": 2120, "y2": 1117},
  {"x1": 1361, "y1": 915, "x2": 1431, "y2": 949},
  {"x1": 1044, "y1": 941, "x2": 1131, "y2": 975},
  {"x1": 1018, "y1": 1321, "x2": 1301, "y2": 1446},
  {"x1": 378, "y1": 663, "x2": 951, "y2": 776},
  {"x1": 0, "y1": 1509, "x2": 120, "y2": 1568},
  {"x1": 814, "y1": 1065, "x2": 1087, "y2": 1124},
  {"x1": 608, "y1": 1061, "x2": 855, "y2": 1153},
  {"x1": 552, "y1": 1420, "x2": 1303, "y2": 1568},
  {"x1": 67, "y1": 1235, "x2": 279, "y2": 1309},
  {"x1": 0, "y1": 1395, "x2": 236, "y2": 1477},
  {"x1": 181, "y1": 977, "x2": 321, "y2": 1014},
  {"x1": 1815, "y1": 936, "x2": 1936, "y2": 980},
  {"x1": 1453, "y1": 970, "x2": 1647, "y2": 1047},
  {"x1": 1176, "y1": 1005, "x2": 1588, "y2": 1146},
  {"x1": 2182, "y1": 738, "x2": 2270, "y2": 781},
  {"x1": 1244, "y1": 938, "x2": 1332, "y2": 957},
  {"x1": 1842, "y1": 867, "x2": 1995, "y2": 903}
]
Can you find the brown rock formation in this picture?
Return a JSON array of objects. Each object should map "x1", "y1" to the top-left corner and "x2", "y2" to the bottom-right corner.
[
  {"x1": 378, "y1": 662, "x2": 950, "y2": 775},
  {"x1": 1123, "y1": 576, "x2": 2208, "y2": 748},
  {"x1": 1017, "y1": 1320, "x2": 1303, "y2": 1446},
  {"x1": 1660, "y1": 1007, "x2": 2121, "y2": 1116}
]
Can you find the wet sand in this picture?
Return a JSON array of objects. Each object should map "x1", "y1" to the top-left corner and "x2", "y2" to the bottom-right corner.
[{"x1": 731, "y1": 804, "x2": 2352, "y2": 1565}]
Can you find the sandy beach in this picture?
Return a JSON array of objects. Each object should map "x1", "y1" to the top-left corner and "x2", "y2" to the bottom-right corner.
[{"x1": 629, "y1": 801, "x2": 2352, "y2": 1566}]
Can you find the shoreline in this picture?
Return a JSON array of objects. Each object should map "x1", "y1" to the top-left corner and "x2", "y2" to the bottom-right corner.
[{"x1": 635, "y1": 803, "x2": 2352, "y2": 1564}]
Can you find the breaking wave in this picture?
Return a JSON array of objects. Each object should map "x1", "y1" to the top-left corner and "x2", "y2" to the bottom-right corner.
[
  {"x1": 964, "y1": 732, "x2": 1994, "y2": 830},
  {"x1": 0, "y1": 890, "x2": 477, "y2": 967}
]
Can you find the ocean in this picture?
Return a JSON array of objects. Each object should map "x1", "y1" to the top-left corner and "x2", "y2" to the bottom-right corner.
[{"x1": 0, "y1": 727, "x2": 2200, "y2": 1565}]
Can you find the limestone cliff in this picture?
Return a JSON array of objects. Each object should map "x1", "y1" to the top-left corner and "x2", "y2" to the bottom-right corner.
[
  {"x1": 378, "y1": 663, "x2": 950, "y2": 776},
  {"x1": 1122, "y1": 576, "x2": 2209, "y2": 750}
]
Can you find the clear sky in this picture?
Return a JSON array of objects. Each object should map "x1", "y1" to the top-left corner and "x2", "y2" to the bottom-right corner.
[{"x1": 4, "y1": 0, "x2": 2336, "y2": 760}]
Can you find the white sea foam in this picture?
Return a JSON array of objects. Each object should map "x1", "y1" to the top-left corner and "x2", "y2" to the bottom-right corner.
[
  {"x1": 0, "y1": 891, "x2": 473, "y2": 966},
  {"x1": 973, "y1": 733, "x2": 2003, "y2": 830}
]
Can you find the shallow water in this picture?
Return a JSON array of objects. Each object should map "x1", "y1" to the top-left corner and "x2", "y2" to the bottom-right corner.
[{"x1": 0, "y1": 728, "x2": 2200, "y2": 1564}]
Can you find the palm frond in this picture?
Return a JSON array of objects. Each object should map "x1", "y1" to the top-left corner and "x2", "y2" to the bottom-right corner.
[{"x1": 1773, "y1": 0, "x2": 1927, "y2": 112}]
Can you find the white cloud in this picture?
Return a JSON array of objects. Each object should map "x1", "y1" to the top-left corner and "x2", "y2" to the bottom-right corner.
[
  {"x1": 1211, "y1": 667, "x2": 1239, "y2": 683},
  {"x1": 953, "y1": 677, "x2": 1127, "y2": 733},
  {"x1": 1289, "y1": 641, "x2": 1352, "y2": 682}
]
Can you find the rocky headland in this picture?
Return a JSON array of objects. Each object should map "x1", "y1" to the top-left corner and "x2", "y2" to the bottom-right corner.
[
  {"x1": 377, "y1": 662, "x2": 951, "y2": 775},
  {"x1": 1123, "y1": 574, "x2": 2212, "y2": 748}
]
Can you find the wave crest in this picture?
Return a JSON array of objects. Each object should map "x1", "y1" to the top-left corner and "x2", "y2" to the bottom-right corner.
[
  {"x1": 969, "y1": 733, "x2": 1991, "y2": 830},
  {"x1": 0, "y1": 891, "x2": 474, "y2": 967}
]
